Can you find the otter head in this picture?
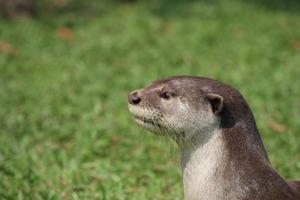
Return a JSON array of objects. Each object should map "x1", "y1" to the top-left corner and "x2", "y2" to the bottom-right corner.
[{"x1": 128, "y1": 76, "x2": 224, "y2": 144}]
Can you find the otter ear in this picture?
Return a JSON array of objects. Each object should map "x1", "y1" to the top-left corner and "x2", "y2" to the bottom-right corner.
[{"x1": 207, "y1": 93, "x2": 223, "y2": 114}]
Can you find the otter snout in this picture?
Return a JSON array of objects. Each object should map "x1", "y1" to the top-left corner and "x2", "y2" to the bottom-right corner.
[{"x1": 128, "y1": 91, "x2": 141, "y2": 105}]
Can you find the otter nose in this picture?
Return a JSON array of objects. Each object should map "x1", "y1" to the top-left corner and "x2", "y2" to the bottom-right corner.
[{"x1": 128, "y1": 91, "x2": 141, "y2": 105}]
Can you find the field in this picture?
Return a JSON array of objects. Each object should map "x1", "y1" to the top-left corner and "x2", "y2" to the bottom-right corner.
[{"x1": 0, "y1": 0, "x2": 299, "y2": 199}]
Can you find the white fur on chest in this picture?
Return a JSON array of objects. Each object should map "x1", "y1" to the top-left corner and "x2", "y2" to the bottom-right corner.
[{"x1": 181, "y1": 129, "x2": 226, "y2": 200}]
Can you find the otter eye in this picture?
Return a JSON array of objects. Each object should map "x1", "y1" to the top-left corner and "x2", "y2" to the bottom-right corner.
[{"x1": 161, "y1": 92, "x2": 172, "y2": 100}]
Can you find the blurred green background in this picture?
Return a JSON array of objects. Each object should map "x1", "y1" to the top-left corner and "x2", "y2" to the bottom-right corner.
[{"x1": 0, "y1": 0, "x2": 299, "y2": 199}]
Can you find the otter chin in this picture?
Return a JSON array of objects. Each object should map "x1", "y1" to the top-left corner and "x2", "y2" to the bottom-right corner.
[{"x1": 127, "y1": 76, "x2": 300, "y2": 200}]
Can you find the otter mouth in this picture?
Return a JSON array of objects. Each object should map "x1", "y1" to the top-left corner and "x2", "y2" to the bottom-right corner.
[
  {"x1": 133, "y1": 115, "x2": 158, "y2": 125},
  {"x1": 134, "y1": 115, "x2": 154, "y2": 124},
  {"x1": 128, "y1": 104, "x2": 164, "y2": 133},
  {"x1": 133, "y1": 115, "x2": 161, "y2": 128}
]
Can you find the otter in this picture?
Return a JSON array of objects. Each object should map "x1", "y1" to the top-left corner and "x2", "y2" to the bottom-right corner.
[{"x1": 127, "y1": 76, "x2": 300, "y2": 200}]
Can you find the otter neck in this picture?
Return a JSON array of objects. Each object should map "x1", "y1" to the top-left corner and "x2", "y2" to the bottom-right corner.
[
  {"x1": 181, "y1": 127, "x2": 226, "y2": 200},
  {"x1": 180, "y1": 122, "x2": 270, "y2": 200}
]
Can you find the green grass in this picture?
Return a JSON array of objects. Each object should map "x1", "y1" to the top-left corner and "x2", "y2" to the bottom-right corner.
[{"x1": 0, "y1": 0, "x2": 300, "y2": 199}]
